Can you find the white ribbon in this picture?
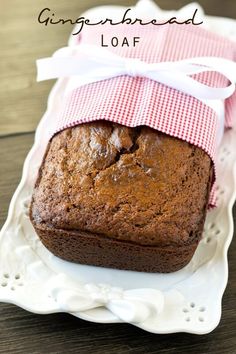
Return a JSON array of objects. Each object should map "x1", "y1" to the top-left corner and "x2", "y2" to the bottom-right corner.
[
  {"x1": 37, "y1": 44, "x2": 236, "y2": 102},
  {"x1": 48, "y1": 274, "x2": 186, "y2": 323},
  {"x1": 48, "y1": 274, "x2": 165, "y2": 323}
]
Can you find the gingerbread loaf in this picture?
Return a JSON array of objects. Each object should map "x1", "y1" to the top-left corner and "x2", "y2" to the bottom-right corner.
[{"x1": 30, "y1": 121, "x2": 212, "y2": 272}]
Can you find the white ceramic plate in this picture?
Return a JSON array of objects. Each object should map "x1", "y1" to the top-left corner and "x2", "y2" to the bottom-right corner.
[{"x1": 0, "y1": 2, "x2": 236, "y2": 334}]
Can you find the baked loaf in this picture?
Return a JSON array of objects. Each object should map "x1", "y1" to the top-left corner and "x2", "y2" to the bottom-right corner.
[{"x1": 30, "y1": 121, "x2": 212, "y2": 272}]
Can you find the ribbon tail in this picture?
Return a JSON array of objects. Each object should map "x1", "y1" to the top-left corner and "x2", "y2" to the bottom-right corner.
[
  {"x1": 183, "y1": 56, "x2": 236, "y2": 83},
  {"x1": 36, "y1": 57, "x2": 82, "y2": 81},
  {"x1": 148, "y1": 70, "x2": 235, "y2": 100},
  {"x1": 37, "y1": 52, "x2": 126, "y2": 83}
]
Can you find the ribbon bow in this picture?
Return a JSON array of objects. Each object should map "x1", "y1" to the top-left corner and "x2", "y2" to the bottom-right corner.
[
  {"x1": 37, "y1": 44, "x2": 236, "y2": 102},
  {"x1": 48, "y1": 274, "x2": 184, "y2": 323}
]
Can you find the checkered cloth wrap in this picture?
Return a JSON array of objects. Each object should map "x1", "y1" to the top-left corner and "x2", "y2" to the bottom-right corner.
[{"x1": 52, "y1": 24, "x2": 236, "y2": 207}]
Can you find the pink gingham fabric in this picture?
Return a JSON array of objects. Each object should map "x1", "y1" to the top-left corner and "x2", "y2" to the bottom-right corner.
[{"x1": 51, "y1": 24, "x2": 236, "y2": 207}]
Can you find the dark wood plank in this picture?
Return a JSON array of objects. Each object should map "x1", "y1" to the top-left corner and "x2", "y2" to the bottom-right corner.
[
  {"x1": 0, "y1": 134, "x2": 235, "y2": 354},
  {"x1": 0, "y1": 133, "x2": 34, "y2": 225}
]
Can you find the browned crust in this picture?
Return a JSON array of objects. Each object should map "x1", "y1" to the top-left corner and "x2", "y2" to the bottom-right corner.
[{"x1": 32, "y1": 223, "x2": 202, "y2": 273}]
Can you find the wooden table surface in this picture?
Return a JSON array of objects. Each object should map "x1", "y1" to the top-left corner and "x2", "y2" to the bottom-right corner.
[{"x1": 0, "y1": 1, "x2": 236, "y2": 353}]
